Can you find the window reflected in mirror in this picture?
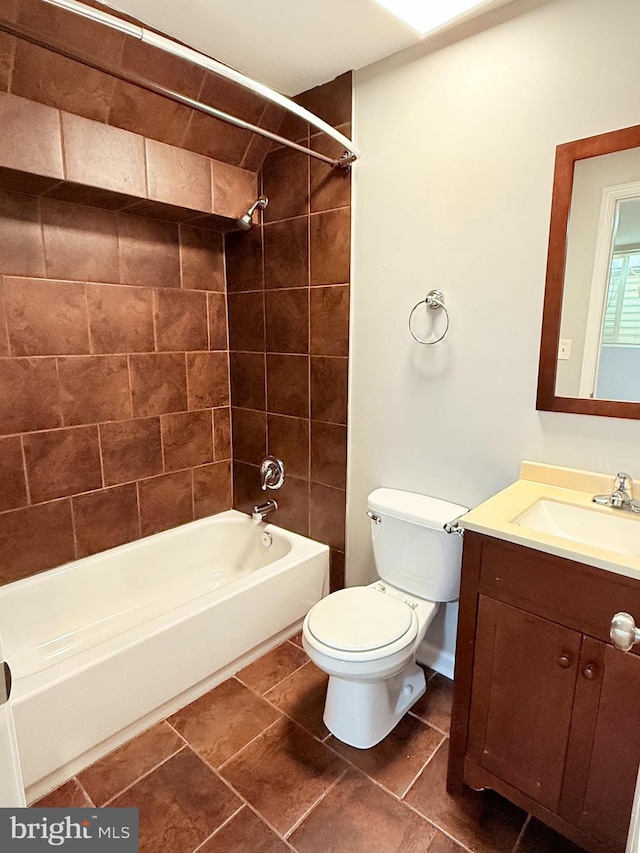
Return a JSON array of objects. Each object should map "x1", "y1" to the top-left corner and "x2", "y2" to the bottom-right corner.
[{"x1": 558, "y1": 184, "x2": 640, "y2": 402}]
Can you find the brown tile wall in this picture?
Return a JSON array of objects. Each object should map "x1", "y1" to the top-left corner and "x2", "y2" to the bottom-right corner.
[
  {"x1": 0, "y1": 91, "x2": 258, "y2": 225},
  {"x1": 0, "y1": 0, "x2": 284, "y2": 169},
  {"x1": 227, "y1": 73, "x2": 352, "y2": 591},
  {"x1": 0, "y1": 192, "x2": 232, "y2": 585}
]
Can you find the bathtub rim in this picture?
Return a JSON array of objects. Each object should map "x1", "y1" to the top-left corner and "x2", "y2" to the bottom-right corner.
[{"x1": 0, "y1": 509, "x2": 320, "y2": 601}]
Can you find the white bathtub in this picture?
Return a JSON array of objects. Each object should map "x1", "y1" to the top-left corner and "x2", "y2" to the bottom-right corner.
[{"x1": 0, "y1": 510, "x2": 329, "y2": 802}]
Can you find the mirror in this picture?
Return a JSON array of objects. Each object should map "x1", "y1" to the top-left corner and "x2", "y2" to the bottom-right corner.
[{"x1": 537, "y1": 124, "x2": 640, "y2": 418}]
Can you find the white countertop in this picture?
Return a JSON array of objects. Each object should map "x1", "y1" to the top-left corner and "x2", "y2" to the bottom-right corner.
[{"x1": 459, "y1": 461, "x2": 640, "y2": 582}]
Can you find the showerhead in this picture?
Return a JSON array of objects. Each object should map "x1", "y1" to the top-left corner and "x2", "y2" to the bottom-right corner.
[{"x1": 236, "y1": 196, "x2": 269, "y2": 230}]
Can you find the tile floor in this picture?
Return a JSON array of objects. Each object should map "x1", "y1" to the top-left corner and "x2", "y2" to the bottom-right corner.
[{"x1": 33, "y1": 634, "x2": 588, "y2": 853}]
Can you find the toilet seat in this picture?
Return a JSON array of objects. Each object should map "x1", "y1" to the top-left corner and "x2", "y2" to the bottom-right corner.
[{"x1": 303, "y1": 586, "x2": 420, "y2": 663}]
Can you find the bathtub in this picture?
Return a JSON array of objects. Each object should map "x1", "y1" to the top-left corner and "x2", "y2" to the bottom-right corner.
[{"x1": 0, "y1": 510, "x2": 329, "y2": 802}]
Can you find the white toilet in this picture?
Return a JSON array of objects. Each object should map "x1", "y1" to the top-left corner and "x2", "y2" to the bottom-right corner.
[{"x1": 302, "y1": 488, "x2": 467, "y2": 749}]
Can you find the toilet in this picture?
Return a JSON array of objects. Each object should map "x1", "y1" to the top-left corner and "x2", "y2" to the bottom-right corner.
[{"x1": 302, "y1": 488, "x2": 467, "y2": 749}]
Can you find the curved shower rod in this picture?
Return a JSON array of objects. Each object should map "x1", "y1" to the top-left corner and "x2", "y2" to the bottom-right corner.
[{"x1": 1, "y1": 0, "x2": 360, "y2": 169}]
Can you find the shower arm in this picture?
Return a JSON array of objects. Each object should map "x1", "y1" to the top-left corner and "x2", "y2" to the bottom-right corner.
[{"x1": 0, "y1": 0, "x2": 360, "y2": 170}]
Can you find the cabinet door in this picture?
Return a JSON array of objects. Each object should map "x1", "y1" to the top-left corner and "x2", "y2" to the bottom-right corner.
[
  {"x1": 562, "y1": 638, "x2": 640, "y2": 850},
  {"x1": 468, "y1": 596, "x2": 581, "y2": 812}
]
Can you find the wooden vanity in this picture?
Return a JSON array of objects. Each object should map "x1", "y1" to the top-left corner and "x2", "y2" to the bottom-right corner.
[{"x1": 448, "y1": 465, "x2": 640, "y2": 853}]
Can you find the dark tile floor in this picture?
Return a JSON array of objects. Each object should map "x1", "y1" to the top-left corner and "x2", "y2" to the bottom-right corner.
[{"x1": 34, "y1": 634, "x2": 587, "y2": 853}]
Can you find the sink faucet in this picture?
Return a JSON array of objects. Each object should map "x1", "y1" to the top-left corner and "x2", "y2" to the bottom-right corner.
[
  {"x1": 593, "y1": 472, "x2": 640, "y2": 513},
  {"x1": 252, "y1": 499, "x2": 278, "y2": 522}
]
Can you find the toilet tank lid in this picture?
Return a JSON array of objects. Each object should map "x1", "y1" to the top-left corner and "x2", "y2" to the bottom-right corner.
[{"x1": 367, "y1": 488, "x2": 468, "y2": 529}]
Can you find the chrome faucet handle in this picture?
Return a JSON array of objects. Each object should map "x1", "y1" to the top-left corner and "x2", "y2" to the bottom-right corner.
[
  {"x1": 260, "y1": 456, "x2": 285, "y2": 491},
  {"x1": 615, "y1": 472, "x2": 634, "y2": 496}
]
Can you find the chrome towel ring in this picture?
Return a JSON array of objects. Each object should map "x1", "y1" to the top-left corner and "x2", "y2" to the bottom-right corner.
[{"x1": 409, "y1": 289, "x2": 450, "y2": 345}]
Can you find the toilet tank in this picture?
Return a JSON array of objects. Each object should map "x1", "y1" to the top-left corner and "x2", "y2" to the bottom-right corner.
[{"x1": 367, "y1": 488, "x2": 468, "y2": 602}]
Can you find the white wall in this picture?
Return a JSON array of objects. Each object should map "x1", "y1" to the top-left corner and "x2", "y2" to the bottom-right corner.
[{"x1": 348, "y1": 0, "x2": 640, "y2": 675}]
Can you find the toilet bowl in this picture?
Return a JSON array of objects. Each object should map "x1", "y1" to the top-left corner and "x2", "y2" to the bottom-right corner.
[{"x1": 302, "y1": 488, "x2": 467, "y2": 749}]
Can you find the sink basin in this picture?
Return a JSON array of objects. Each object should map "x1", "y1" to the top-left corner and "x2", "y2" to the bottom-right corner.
[{"x1": 513, "y1": 499, "x2": 640, "y2": 558}]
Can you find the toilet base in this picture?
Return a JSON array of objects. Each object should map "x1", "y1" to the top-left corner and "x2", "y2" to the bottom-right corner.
[{"x1": 323, "y1": 660, "x2": 426, "y2": 749}]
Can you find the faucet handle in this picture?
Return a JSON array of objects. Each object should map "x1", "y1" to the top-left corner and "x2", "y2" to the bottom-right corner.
[
  {"x1": 260, "y1": 456, "x2": 285, "y2": 491},
  {"x1": 615, "y1": 472, "x2": 634, "y2": 494}
]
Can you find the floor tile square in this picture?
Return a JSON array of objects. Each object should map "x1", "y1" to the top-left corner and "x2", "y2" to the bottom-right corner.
[
  {"x1": 265, "y1": 661, "x2": 329, "y2": 739},
  {"x1": 327, "y1": 714, "x2": 445, "y2": 796},
  {"x1": 405, "y1": 741, "x2": 526, "y2": 853},
  {"x1": 110, "y1": 748, "x2": 241, "y2": 853},
  {"x1": 219, "y1": 717, "x2": 346, "y2": 835},
  {"x1": 289, "y1": 768, "x2": 437, "y2": 853},
  {"x1": 237, "y1": 640, "x2": 308, "y2": 695},
  {"x1": 78, "y1": 722, "x2": 184, "y2": 806},
  {"x1": 168, "y1": 678, "x2": 281, "y2": 767}
]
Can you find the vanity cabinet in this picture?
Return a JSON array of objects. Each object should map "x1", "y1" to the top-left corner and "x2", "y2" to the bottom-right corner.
[{"x1": 448, "y1": 531, "x2": 640, "y2": 853}]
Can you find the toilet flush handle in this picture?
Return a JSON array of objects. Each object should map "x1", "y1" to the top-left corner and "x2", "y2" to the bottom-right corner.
[
  {"x1": 444, "y1": 518, "x2": 464, "y2": 537},
  {"x1": 367, "y1": 511, "x2": 381, "y2": 525}
]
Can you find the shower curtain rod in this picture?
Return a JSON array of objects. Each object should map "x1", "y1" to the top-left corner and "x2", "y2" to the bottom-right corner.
[{"x1": 1, "y1": 0, "x2": 360, "y2": 169}]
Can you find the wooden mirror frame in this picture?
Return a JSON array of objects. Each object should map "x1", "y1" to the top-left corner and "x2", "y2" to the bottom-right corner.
[{"x1": 537, "y1": 123, "x2": 640, "y2": 419}]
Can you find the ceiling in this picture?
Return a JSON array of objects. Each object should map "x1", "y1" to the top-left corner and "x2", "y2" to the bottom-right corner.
[{"x1": 104, "y1": 0, "x2": 518, "y2": 96}]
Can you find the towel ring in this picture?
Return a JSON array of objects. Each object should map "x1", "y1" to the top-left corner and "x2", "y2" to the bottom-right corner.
[{"x1": 409, "y1": 289, "x2": 450, "y2": 345}]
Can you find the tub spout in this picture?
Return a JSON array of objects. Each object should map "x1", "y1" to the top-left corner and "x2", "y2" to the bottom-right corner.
[{"x1": 252, "y1": 500, "x2": 278, "y2": 522}]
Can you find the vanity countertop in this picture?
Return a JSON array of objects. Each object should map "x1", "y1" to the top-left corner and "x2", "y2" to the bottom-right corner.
[{"x1": 460, "y1": 461, "x2": 640, "y2": 581}]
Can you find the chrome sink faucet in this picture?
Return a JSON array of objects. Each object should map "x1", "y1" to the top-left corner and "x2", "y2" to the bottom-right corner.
[{"x1": 593, "y1": 472, "x2": 640, "y2": 513}]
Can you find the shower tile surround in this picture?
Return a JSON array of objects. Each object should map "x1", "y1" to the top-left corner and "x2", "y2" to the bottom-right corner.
[
  {"x1": 228, "y1": 73, "x2": 352, "y2": 590},
  {"x1": 0, "y1": 193, "x2": 233, "y2": 583},
  {"x1": 0, "y1": 3, "x2": 353, "y2": 586},
  {"x1": 0, "y1": 0, "x2": 285, "y2": 169},
  {"x1": 0, "y1": 4, "x2": 250, "y2": 582}
]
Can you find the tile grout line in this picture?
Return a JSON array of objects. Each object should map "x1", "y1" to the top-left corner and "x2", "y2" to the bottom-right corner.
[
  {"x1": 189, "y1": 803, "x2": 245, "y2": 853},
  {"x1": 400, "y1": 794, "x2": 475, "y2": 852},
  {"x1": 230, "y1": 665, "x2": 335, "y2": 745},
  {"x1": 73, "y1": 776, "x2": 95, "y2": 809},
  {"x1": 99, "y1": 743, "x2": 188, "y2": 808},
  {"x1": 216, "y1": 713, "x2": 285, "y2": 772},
  {"x1": 428, "y1": 823, "x2": 476, "y2": 853},
  {"x1": 283, "y1": 767, "x2": 349, "y2": 840},
  {"x1": 164, "y1": 719, "x2": 191, "y2": 747},
  {"x1": 0, "y1": 443, "x2": 219, "y2": 507},
  {"x1": 236, "y1": 658, "x2": 311, "y2": 698},
  {"x1": 315, "y1": 727, "x2": 441, "y2": 805},
  {"x1": 0, "y1": 273, "x2": 229, "y2": 298},
  {"x1": 206, "y1": 764, "x2": 300, "y2": 852},
  {"x1": 307, "y1": 150, "x2": 313, "y2": 538},
  {"x1": 398, "y1": 731, "x2": 448, "y2": 801},
  {"x1": 19, "y1": 434, "x2": 32, "y2": 506},
  {"x1": 512, "y1": 814, "x2": 531, "y2": 852},
  {"x1": 412, "y1": 721, "x2": 451, "y2": 740},
  {"x1": 401, "y1": 737, "x2": 449, "y2": 802}
]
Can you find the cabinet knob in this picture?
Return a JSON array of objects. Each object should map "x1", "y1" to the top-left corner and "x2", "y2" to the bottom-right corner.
[
  {"x1": 582, "y1": 664, "x2": 597, "y2": 681},
  {"x1": 557, "y1": 653, "x2": 572, "y2": 669},
  {"x1": 610, "y1": 612, "x2": 640, "y2": 652}
]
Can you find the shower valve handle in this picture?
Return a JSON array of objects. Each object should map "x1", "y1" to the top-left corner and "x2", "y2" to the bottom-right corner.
[{"x1": 260, "y1": 456, "x2": 285, "y2": 491}]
